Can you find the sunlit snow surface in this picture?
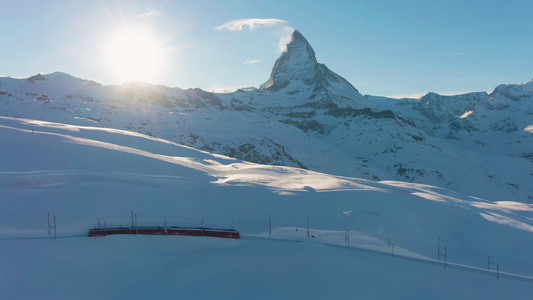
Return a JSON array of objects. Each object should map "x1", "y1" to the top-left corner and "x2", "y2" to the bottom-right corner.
[{"x1": 1, "y1": 117, "x2": 532, "y2": 299}]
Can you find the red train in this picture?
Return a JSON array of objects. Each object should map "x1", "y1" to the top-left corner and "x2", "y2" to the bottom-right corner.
[
  {"x1": 88, "y1": 226, "x2": 240, "y2": 239},
  {"x1": 167, "y1": 226, "x2": 240, "y2": 239}
]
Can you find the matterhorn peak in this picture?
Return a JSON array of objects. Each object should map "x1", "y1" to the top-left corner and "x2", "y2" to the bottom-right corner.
[
  {"x1": 259, "y1": 30, "x2": 366, "y2": 106},
  {"x1": 284, "y1": 30, "x2": 318, "y2": 64},
  {"x1": 260, "y1": 30, "x2": 319, "y2": 91}
]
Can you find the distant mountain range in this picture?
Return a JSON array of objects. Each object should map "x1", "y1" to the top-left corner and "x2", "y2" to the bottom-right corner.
[{"x1": 1, "y1": 30, "x2": 532, "y2": 202}]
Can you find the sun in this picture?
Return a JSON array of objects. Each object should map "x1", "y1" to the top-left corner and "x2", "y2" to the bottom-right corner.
[{"x1": 105, "y1": 30, "x2": 164, "y2": 82}]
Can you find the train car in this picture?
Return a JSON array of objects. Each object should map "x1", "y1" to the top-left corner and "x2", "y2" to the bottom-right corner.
[
  {"x1": 167, "y1": 227, "x2": 203, "y2": 236},
  {"x1": 203, "y1": 228, "x2": 240, "y2": 239},
  {"x1": 88, "y1": 226, "x2": 240, "y2": 239},
  {"x1": 167, "y1": 227, "x2": 240, "y2": 239},
  {"x1": 88, "y1": 227, "x2": 165, "y2": 237},
  {"x1": 132, "y1": 227, "x2": 165, "y2": 235},
  {"x1": 88, "y1": 227, "x2": 130, "y2": 237}
]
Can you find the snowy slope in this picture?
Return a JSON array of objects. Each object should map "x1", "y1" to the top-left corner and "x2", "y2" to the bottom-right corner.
[
  {"x1": 1, "y1": 117, "x2": 533, "y2": 299},
  {"x1": 0, "y1": 30, "x2": 532, "y2": 204}
]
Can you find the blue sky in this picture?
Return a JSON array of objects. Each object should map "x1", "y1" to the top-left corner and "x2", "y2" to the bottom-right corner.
[{"x1": 1, "y1": 0, "x2": 532, "y2": 98}]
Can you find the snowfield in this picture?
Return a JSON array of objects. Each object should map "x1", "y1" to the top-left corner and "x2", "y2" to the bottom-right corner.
[{"x1": 1, "y1": 116, "x2": 533, "y2": 299}]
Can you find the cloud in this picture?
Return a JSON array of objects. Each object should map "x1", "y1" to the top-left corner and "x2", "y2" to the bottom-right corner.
[
  {"x1": 242, "y1": 59, "x2": 261, "y2": 64},
  {"x1": 215, "y1": 18, "x2": 294, "y2": 52},
  {"x1": 277, "y1": 25, "x2": 295, "y2": 52},
  {"x1": 135, "y1": 10, "x2": 161, "y2": 18},
  {"x1": 215, "y1": 18, "x2": 290, "y2": 31}
]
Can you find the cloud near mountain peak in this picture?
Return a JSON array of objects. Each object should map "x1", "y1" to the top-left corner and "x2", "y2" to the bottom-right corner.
[{"x1": 215, "y1": 18, "x2": 291, "y2": 31}]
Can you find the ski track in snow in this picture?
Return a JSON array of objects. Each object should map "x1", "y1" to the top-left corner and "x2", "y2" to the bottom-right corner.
[{"x1": 0, "y1": 170, "x2": 186, "y2": 189}]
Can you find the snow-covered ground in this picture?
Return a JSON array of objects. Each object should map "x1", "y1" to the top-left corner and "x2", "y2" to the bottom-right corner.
[{"x1": 1, "y1": 116, "x2": 533, "y2": 299}]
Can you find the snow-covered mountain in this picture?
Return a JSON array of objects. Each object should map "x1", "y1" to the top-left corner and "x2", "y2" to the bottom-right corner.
[{"x1": 1, "y1": 30, "x2": 532, "y2": 203}]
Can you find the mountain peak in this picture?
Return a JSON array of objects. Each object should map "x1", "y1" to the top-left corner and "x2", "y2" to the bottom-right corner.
[
  {"x1": 259, "y1": 30, "x2": 367, "y2": 107},
  {"x1": 291, "y1": 29, "x2": 304, "y2": 39},
  {"x1": 259, "y1": 30, "x2": 318, "y2": 90},
  {"x1": 288, "y1": 30, "x2": 316, "y2": 61}
]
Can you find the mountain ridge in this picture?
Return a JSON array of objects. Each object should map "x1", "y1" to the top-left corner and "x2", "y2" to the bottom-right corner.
[{"x1": 1, "y1": 30, "x2": 531, "y2": 203}]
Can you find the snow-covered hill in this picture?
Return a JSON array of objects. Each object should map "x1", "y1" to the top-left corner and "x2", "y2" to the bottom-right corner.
[
  {"x1": 1, "y1": 116, "x2": 533, "y2": 299},
  {"x1": 0, "y1": 30, "x2": 532, "y2": 203}
]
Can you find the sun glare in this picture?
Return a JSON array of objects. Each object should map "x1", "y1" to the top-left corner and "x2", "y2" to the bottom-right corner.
[{"x1": 105, "y1": 30, "x2": 164, "y2": 82}]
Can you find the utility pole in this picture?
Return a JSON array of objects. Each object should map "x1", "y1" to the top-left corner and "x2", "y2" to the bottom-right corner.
[
  {"x1": 47, "y1": 213, "x2": 56, "y2": 240},
  {"x1": 438, "y1": 238, "x2": 447, "y2": 268},
  {"x1": 130, "y1": 211, "x2": 138, "y2": 234},
  {"x1": 97, "y1": 218, "x2": 107, "y2": 235},
  {"x1": 231, "y1": 220, "x2": 234, "y2": 239},
  {"x1": 488, "y1": 256, "x2": 500, "y2": 278},
  {"x1": 269, "y1": 213, "x2": 272, "y2": 240},
  {"x1": 345, "y1": 222, "x2": 348, "y2": 243},
  {"x1": 347, "y1": 228, "x2": 350, "y2": 248},
  {"x1": 437, "y1": 238, "x2": 440, "y2": 260},
  {"x1": 344, "y1": 221, "x2": 350, "y2": 247},
  {"x1": 444, "y1": 247, "x2": 447, "y2": 269},
  {"x1": 307, "y1": 216, "x2": 310, "y2": 241}
]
